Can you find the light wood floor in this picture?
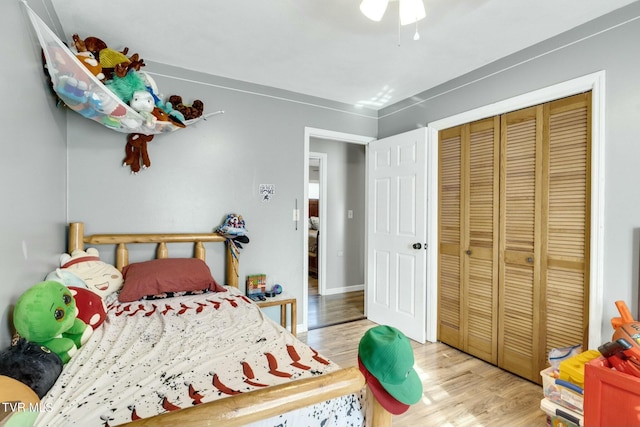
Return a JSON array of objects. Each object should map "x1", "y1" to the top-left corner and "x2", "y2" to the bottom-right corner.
[
  {"x1": 308, "y1": 276, "x2": 365, "y2": 330},
  {"x1": 300, "y1": 319, "x2": 546, "y2": 427}
]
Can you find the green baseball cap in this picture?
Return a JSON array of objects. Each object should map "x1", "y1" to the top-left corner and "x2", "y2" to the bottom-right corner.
[{"x1": 358, "y1": 325, "x2": 422, "y2": 405}]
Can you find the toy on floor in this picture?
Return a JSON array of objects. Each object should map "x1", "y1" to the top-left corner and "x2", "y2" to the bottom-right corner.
[{"x1": 598, "y1": 300, "x2": 640, "y2": 377}]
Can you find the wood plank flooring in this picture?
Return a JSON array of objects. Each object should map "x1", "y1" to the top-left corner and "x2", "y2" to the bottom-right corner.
[
  {"x1": 308, "y1": 276, "x2": 365, "y2": 330},
  {"x1": 300, "y1": 319, "x2": 547, "y2": 427}
]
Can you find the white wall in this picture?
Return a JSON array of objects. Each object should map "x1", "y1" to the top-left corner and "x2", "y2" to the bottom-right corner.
[{"x1": 0, "y1": 1, "x2": 68, "y2": 344}]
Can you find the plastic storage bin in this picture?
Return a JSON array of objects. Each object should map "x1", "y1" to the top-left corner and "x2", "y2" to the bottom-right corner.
[
  {"x1": 541, "y1": 367, "x2": 584, "y2": 413},
  {"x1": 584, "y1": 356, "x2": 640, "y2": 426},
  {"x1": 540, "y1": 397, "x2": 583, "y2": 427}
]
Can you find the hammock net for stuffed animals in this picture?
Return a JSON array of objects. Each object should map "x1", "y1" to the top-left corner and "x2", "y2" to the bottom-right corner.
[{"x1": 23, "y1": 1, "x2": 220, "y2": 135}]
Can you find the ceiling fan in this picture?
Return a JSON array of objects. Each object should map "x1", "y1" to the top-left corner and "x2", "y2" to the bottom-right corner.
[{"x1": 360, "y1": 0, "x2": 426, "y2": 40}]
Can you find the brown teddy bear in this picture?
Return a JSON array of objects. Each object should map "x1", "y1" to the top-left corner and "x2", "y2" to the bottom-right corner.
[
  {"x1": 72, "y1": 34, "x2": 145, "y2": 80},
  {"x1": 168, "y1": 95, "x2": 204, "y2": 120}
]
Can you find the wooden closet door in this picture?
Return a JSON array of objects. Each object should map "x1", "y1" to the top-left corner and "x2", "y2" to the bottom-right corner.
[
  {"x1": 498, "y1": 105, "x2": 543, "y2": 382},
  {"x1": 498, "y1": 92, "x2": 590, "y2": 382},
  {"x1": 464, "y1": 118, "x2": 500, "y2": 363},
  {"x1": 438, "y1": 126, "x2": 463, "y2": 348},
  {"x1": 540, "y1": 93, "x2": 591, "y2": 368},
  {"x1": 438, "y1": 93, "x2": 590, "y2": 384},
  {"x1": 438, "y1": 118, "x2": 499, "y2": 364}
]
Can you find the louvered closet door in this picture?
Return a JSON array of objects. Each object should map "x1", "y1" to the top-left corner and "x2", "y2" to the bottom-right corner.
[
  {"x1": 438, "y1": 118, "x2": 499, "y2": 364},
  {"x1": 464, "y1": 118, "x2": 500, "y2": 363},
  {"x1": 498, "y1": 92, "x2": 591, "y2": 382},
  {"x1": 498, "y1": 105, "x2": 543, "y2": 382},
  {"x1": 541, "y1": 93, "x2": 591, "y2": 368},
  {"x1": 438, "y1": 93, "x2": 590, "y2": 384},
  {"x1": 438, "y1": 126, "x2": 463, "y2": 348}
]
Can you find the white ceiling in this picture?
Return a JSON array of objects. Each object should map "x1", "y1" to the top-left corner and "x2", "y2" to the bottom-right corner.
[{"x1": 49, "y1": 0, "x2": 636, "y2": 110}]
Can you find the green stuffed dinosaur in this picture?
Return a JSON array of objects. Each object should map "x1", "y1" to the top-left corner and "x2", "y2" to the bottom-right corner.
[{"x1": 13, "y1": 281, "x2": 92, "y2": 364}]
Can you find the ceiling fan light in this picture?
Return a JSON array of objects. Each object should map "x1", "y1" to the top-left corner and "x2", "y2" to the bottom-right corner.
[
  {"x1": 360, "y1": 0, "x2": 389, "y2": 22},
  {"x1": 399, "y1": 0, "x2": 426, "y2": 25}
]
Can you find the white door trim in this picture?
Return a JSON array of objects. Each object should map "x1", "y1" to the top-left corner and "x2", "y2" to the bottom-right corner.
[
  {"x1": 303, "y1": 127, "x2": 376, "y2": 333},
  {"x1": 425, "y1": 71, "x2": 606, "y2": 347}
]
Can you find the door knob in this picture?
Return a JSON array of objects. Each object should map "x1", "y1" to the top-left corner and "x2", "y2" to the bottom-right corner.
[
  {"x1": 527, "y1": 257, "x2": 534, "y2": 263},
  {"x1": 466, "y1": 250, "x2": 472, "y2": 255},
  {"x1": 412, "y1": 243, "x2": 422, "y2": 250}
]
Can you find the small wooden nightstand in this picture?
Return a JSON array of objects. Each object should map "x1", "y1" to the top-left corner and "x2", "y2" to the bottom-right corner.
[{"x1": 256, "y1": 295, "x2": 297, "y2": 336}]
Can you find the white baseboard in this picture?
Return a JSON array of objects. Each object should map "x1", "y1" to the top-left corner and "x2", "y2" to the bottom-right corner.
[{"x1": 321, "y1": 284, "x2": 364, "y2": 296}]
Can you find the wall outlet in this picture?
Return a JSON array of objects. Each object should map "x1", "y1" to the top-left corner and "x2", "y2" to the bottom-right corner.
[
  {"x1": 337, "y1": 250, "x2": 344, "y2": 257},
  {"x1": 347, "y1": 209, "x2": 353, "y2": 219}
]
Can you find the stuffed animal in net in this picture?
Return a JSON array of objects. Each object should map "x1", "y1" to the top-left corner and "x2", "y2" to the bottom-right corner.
[
  {"x1": 13, "y1": 281, "x2": 93, "y2": 364},
  {"x1": 45, "y1": 269, "x2": 107, "y2": 330},
  {"x1": 129, "y1": 90, "x2": 186, "y2": 130},
  {"x1": 74, "y1": 51, "x2": 105, "y2": 82},
  {"x1": 105, "y1": 69, "x2": 147, "y2": 105},
  {"x1": 73, "y1": 33, "x2": 145, "y2": 81},
  {"x1": 140, "y1": 71, "x2": 186, "y2": 124},
  {"x1": 168, "y1": 95, "x2": 204, "y2": 120},
  {"x1": 130, "y1": 90, "x2": 156, "y2": 127}
]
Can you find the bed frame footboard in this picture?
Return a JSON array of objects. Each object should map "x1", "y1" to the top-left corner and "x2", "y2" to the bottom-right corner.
[{"x1": 116, "y1": 367, "x2": 371, "y2": 427}]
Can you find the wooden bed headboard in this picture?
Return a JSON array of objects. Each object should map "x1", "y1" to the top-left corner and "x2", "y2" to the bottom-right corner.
[{"x1": 68, "y1": 222, "x2": 239, "y2": 287}]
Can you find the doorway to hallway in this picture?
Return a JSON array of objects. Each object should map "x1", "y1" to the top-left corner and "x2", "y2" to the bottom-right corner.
[{"x1": 304, "y1": 129, "x2": 372, "y2": 331}]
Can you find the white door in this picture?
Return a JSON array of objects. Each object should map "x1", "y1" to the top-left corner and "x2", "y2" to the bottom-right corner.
[{"x1": 367, "y1": 127, "x2": 428, "y2": 343}]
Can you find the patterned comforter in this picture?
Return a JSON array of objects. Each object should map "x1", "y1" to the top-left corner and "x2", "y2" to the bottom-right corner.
[{"x1": 35, "y1": 287, "x2": 364, "y2": 427}]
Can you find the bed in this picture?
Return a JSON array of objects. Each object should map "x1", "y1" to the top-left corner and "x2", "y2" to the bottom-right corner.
[{"x1": 33, "y1": 222, "x2": 391, "y2": 427}]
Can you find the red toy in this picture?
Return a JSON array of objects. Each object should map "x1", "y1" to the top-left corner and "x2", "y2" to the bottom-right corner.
[
  {"x1": 68, "y1": 287, "x2": 107, "y2": 330},
  {"x1": 598, "y1": 300, "x2": 640, "y2": 377}
]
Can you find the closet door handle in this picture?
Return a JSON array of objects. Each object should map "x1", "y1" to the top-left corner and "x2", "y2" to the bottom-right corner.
[
  {"x1": 527, "y1": 257, "x2": 534, "y2": 263},
  {"x1": 412, "y1": 243, "x2": 422, "y2": 250},
  {"x1": 466, "y1": 250, "x2": 472, "y2": 255}
]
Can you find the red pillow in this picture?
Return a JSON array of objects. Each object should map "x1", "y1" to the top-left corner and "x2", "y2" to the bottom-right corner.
[{"x1": 118, "y1": 258, "x2": 226, "y2": 302}]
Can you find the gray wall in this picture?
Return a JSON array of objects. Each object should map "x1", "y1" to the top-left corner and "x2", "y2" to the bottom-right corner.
[
  {"x1": 310, "y1": 138, "x2": 366, "y2": 293},
  {"x1": 65, "y1": 64, "x2": 376, "y2": 329},
  {"x1": 378, "y1": 1, "x2": 640, "y2": 340},
  {"x1": 9, "y1": 0, "x2": 638, "y2": 343},
  {"x1": 0, "y1": 2, "x2": 68, "y2": 345}
]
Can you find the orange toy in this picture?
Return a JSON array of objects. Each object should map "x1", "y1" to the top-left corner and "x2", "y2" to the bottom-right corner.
[{"x1": 599, "y1": 300, "x2": 640, "y2": 377}]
